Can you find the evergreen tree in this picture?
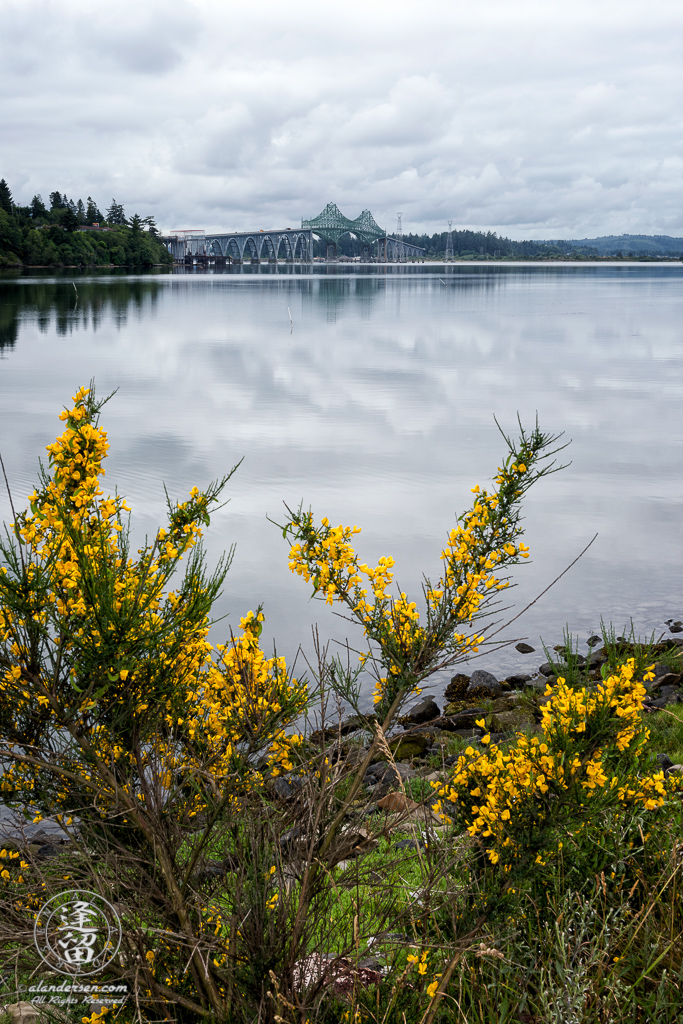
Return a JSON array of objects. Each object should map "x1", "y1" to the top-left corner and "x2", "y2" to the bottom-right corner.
[
  {"x1": 0, "y1": 179, "x2": 12, "y2": 215},
  {"x1": 86, "y1": 196, "x2": 103, "y2": 224},
  {"x1": 49, "y1": 191, "x2": 65, "y2": 210},
  {"x1": 30, "y1": 195, "x2": 47, "y2": 218},
  {"x1": 142, "y1": 215, "x2": 159, "y2": 237},
  {"x1": 76, "y1": 199, "x2": 85, "y2": 223},
  {"x1": 63, "y1": 206, "x2": 78, "y2": 232},
  {"x1": 106, "y1": 199, "x2": 126, "y2": 225}
]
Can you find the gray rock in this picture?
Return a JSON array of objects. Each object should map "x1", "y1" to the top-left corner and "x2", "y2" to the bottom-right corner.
[
  {"x1": 468, "y1": 669, "x2": 502, "y2": 692},
  {"x1": 656, "y1": 753, "x2": 674, "y2": 772},
  {"x1": 506, "y1": 673, "x2": 532, "y2": 688},
  {"x1": 652, "y1": 672, "x2": 682, "y2": 690},
  {"x1": 273, "y1": 775, "x2": 304, "y2": 801},
  {"x1": 515, "y1": 642, "x2": 535, "y2": 654},
  {"x1": 588, "y1": 651, "x2": 606, "y2": 668},
  {"x1": 653, "y1": 662, "x2": 673, "y2": 678},
  {"x1": 538, "y1": 663, "x2": 557, "y2": 676},
  {"x1": 669, "y1": 622, "x2": 683, "y2": 633},
  {"x1": 402, "y1": 696, "x2": 440, "y2": 725},
  {"x1": 586, "y1": 635, "x2": 602, "y2": 647}
]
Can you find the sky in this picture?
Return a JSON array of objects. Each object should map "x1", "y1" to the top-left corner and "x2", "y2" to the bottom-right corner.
[{"x1": 1, "y1": 0, "x2": 682, "y2": 240}]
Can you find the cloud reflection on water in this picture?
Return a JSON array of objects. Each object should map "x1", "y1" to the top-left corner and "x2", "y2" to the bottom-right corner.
[{"x1": 0, "y1": 265, "x2": 681, "y2": 695}]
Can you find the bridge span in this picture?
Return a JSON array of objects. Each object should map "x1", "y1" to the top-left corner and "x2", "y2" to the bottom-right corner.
[
  {"x1": 164, "y1": 205, "x2": 426, "y2": 263},
  {"x1": 166, "y1": 228, "x2": 312, "y2": 263}
]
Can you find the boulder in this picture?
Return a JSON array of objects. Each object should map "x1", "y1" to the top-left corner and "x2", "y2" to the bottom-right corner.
[
  {"x1": 444, "y1": 673, "x2": 470, "y2": 702},
  {"x1": 506, "y1": 673, "x2": 532, "y2": 689},
  {"x1": 488, "y1": 709, "x2": 535, "y2": 732},
  {"x1": 2, "y1": 1007, "x2": 39, "y2": 1024},
  {"x1": 401, "y1": 696, "x2": 440, "y2": 725},
  {"x1": 515, "y1": 642, "x2": 535, "y2": 654},
  {"x1": 377, "y1": 793, "x2": 420, "y2": 813},
  {"x1": 468, "y1": 670, "x2": 502, "y2": 693},
  {"x1": 388, "y1": 734, "x2": 431, "y2": 761}
]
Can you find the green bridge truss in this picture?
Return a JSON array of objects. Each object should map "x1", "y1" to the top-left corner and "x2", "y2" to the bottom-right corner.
[{"x1": 302, "y1": 203, "x2": 386, "y2": 245}]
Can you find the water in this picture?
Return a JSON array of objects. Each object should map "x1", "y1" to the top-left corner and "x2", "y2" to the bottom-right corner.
[{"x1": 1, "y1": 264, "x2": 682, "y2": 704}]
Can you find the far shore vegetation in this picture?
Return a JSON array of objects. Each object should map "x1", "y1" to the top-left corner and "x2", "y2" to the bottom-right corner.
[
  {"x1": 3, "y1": 176, "x2": 683, "y2": 268},
  {"x1": 0, "y1": 178, "x2": 172, "y2": 269}
]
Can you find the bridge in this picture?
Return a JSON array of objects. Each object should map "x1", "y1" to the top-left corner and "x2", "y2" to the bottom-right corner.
[
  {"x1": 166, "y1": 227, "x2": 312, "y2": 263},
  {"x1": 164, "y1": 204, "x2": 425, "y2": 263}
]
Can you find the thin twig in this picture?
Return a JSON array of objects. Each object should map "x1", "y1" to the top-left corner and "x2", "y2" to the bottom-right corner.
[
  {"x1": 486, "y1": 533, "x2": 598, "y2": 640},
  {"x1": 0, "y1": 451, "x2": 26, "y2": 574}
]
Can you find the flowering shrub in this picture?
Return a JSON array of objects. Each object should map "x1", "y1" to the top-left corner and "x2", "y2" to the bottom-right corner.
[
  {"x1": 284, "y1": 421, "x2": 564, "y2": 719},
  {"x1": 0, "y1": 386, "x2": 308, "y2": 1020},
  {"x1": 432, "y1": 659, "x2": 681, "y2": 884}
]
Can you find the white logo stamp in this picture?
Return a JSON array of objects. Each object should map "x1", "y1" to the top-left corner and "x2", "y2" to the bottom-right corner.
[{"x1": 34, "y1": 891, "x2": 122, "y2": 976}]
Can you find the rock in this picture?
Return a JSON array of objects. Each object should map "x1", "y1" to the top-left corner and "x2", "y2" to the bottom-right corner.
[
  {"x1": 586, "y1": 635, "x2": 602, "y2": 647},
  {"x1": 515, "y1": 642, "x2": 535, "y2": 654},
  {"x1": 343, "y1": 745, "x2": 370, "y2": 766},
  {"x1": 441, "y1": 708, "x2": 482, "y2": 728},
  {"x1": 488, "y1": 709, "x2": 535, "y2": 732},
  {"x1": 272, "y1": 775, "x2": 304, "y2": 801},
  {"x1": 588, "y1": 650, "x2": 606, "y2": 668},
  {"x1": 658, "y1": 685, "x2": 682, "y2": 705},
  {"x1": 395, "y1": 838, "x2": 420, "y2": 851},
  {"x1": 279, "y1": 825, "x2": 305, "y2": 850},
  {"x1": 656, "y1": 753, "x2": 674, "y2": 772},
  {"x1": 652, "y1": 672, "x2": 682, "y2": 691},
  {"x1": 377, "y1": 793, "x2": 420, "y2": 813},
  {"x1": 468, "y1": 670, "x2": 502, "y2": 693},
  {"x1": 196, "y1": 859, "x2": 227, "y2": 883},
  {"x1": 388, "y1": 734, "x2": 431, "y2": 761},
  {"x1": 401, "y1": 696, "x2": 440, "y2": 725},
  {"x1": 2, "y1": 1005, "x2": 40, "y2": 1024},
  {"x1": 669, "y1": 623, "x2": 683, "y2": 633},
  {"x1": 292, "y1": 953, "x2": 383, "y2": 995},
  {"x1": 339, "y1": 714, "x2": 375, "y2": 735},
  {"x1": 526, "y1": 676, "x2": 550, "y2": 692},
  {"x1": 538, "y1": 663, "x2": 557, "y2": 677},
  {"x1": 444, "y1": 673, "x2": 470, "y2": 702},
  {"x1": 506, "y1": 673, "x2": 532, "y2": 688},
  {"x1": 653, "y1": 662, "x2": 673, "y2": 678}
]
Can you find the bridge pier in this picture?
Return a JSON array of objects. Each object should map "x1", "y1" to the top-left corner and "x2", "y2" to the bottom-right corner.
[{"x1": 326, "y1": 242, "x2": 338, "y2": 262}]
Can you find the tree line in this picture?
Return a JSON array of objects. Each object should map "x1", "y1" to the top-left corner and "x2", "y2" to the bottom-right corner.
[{"x1": 0, "y1": 177, "x2": 172, "y2": 268}]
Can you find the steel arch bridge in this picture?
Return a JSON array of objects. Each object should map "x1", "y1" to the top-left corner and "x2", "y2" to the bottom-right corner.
[
  {"x1": 302, "y1": 203, "x2": 385, "y2": 246},
  {"x1": 165, "y1": 205, "x2": 424, "y2": 263}
]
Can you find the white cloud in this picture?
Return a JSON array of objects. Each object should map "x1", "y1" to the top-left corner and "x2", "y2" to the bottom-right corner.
[{"x1": 1, "y1": 0, "x2": 682, "y2": 237}]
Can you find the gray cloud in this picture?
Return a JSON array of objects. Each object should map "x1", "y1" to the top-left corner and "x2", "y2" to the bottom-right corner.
[{"x1": 1, "y1": 0, "x2": 682, "y2": 237}]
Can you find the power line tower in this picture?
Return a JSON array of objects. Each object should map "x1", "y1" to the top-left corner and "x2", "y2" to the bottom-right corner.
[
  {"x1": 395, "y1": 212, "x2": 404, "y2": 262},
  {"x1": 444, "y1": 220, "x2": 454, "y2": 262}
]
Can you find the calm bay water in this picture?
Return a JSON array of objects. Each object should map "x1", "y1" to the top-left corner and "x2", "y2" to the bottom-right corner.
[{"x1": 1, "y1": 263, "x2": 682, "y2": 698}]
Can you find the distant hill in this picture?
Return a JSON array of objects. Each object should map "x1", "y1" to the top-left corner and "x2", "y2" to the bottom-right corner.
[{"x1": 544, "y1": 234, "x2": 683, "y2": 256}]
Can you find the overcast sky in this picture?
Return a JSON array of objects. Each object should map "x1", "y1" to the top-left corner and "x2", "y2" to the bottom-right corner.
[{"x1": 1, "y1": 0, "x2": 682, "y2": 239}]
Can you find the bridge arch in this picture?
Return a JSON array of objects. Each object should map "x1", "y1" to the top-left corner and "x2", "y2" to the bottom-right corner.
[
  {"x1": 276, "y1": 234, "x2": 293, "y2": 260},
  {"x1": 242, "y1": 236, "x2": 259, "y2": 261},
  {"x1": 259, "y1": 234, "x2": 277, "y2": 260}
]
